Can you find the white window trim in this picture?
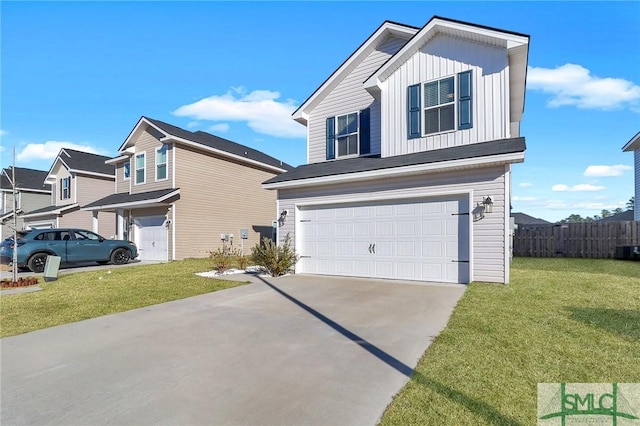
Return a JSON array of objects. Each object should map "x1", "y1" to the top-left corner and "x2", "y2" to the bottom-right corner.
[
  {"x1": 155, "y1": 145, "x2": 168, "y2": 182},
  {"x1": 423, "y1": 74, "x2": 457, "y2": 137},
  {"x1": 135, "y1": 152, "x2": 146, "y2": 185},
  {"x1": 335, "y1": 111, "x2": 360, "y2": 159},
  {"x1": 123, "y1": 161, "x2": 130, "y2": 181},
  {"x1": 61, "y1": 176, "x2": 71, "y2": 200}
]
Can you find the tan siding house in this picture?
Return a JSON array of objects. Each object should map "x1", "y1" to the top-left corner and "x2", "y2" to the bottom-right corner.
[
  {"x1": 0, "y1": 167, "x2": 52, "y2": 239},
  {"x1": 84, "y1": 117, "x2": 291, "y2": 262},
  {"x1": 265, "y1": 17, "x2": 530, "y2": 284}
]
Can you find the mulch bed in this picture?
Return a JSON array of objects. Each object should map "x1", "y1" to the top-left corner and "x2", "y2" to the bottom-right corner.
[{"x1": 1, "y1": 277, "x2": 39, "y2": 288}]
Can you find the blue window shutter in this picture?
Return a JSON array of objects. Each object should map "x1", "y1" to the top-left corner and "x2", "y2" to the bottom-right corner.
[
  {"x1": 359, "y1": 108, "x2": 370, "y2": 155},
  {"x1": 407, "y1": 84, "x2": 421, "y2": 139},
  {"x1": 458, "y1": 70, "x2": 473, "y2": 130},
  {"x1": 326, "y1": 117, "x2": 335, "y2": 160}
]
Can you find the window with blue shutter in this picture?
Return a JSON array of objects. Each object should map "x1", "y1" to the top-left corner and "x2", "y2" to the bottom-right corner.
[
  {"x1": 359, "y1": 108, "x2": 370, "y2": 155},
  {"x1": 458, "y1": 70, "x2": 473, "y2": 130},
  {"x1": 326, "y1": 117, "x2": 335, "y2": 160},
  {"x1": 407, "y1": 84, "x2": 421, "y2": 139}
]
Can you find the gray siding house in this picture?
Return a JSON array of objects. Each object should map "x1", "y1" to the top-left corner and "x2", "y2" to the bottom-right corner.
[
  {"x1": 83, "y1": 117, "x2": 291, "y2": 262},
  {"x1": 0, "y1": 167, "x2": 52, "y2": 239},
  {"x1": 264, "y1": 17, "x2": 530, "y2": 284},
  {"x1": 21, "y1": 149, "x2": 116, "y2": 236},
  {"x1": 622, "y1": 131, "x2": 639, "y2": 220}
]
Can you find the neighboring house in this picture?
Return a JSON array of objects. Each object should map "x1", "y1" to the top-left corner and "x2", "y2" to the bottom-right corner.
[
  {"x1": 598, "y1": 210, "x2": 635, "y2": 222},
  {"x1": 264, "y1": 16, "x2": 529, "y2": 284},
  {"x1": 622, "y1": 131, "x2": 639, "y2": 220},
  {"x1": 21, "y1": 149, "x2": 116, "y2": 236},
  {"x1": 511, "y1": 212, "x2": 551, "y2": 225},
  {"x1": 0, "y1": 167, "x2": 52, "y2": 239},
  {"x1": 83, "y1": 117, "x2": 291, "y2": 262}
]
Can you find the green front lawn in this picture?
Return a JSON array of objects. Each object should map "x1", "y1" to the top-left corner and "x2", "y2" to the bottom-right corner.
[
  {"x1": 0, "y1": 259, "x2": 244, "y2": 337},
  {"x1": 380, "y1": 258, "x2": 640, "y2": 425}
]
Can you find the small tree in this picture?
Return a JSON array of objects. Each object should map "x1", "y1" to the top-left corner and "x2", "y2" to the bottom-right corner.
[{"x1": 251, "y1": 233, "x2": 299, "y2": 277}]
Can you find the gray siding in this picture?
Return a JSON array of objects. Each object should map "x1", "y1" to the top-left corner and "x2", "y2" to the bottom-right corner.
[
  {"x1": 174, "y1": 145, "x2": 280, "y2": 260},
  {"x1": 636, "y1": 150, "x2": 640, "y2": 221},
  {"x1": 383, "y1": 35, "x2": 510, "y2": 156},
  {"x1": 277, "y1": 165, "x2": 507, "y2": 283},
  {"x1": 19, "y1": 191, "x2": 51, "y2": 215},
  {"x1": 307, "y1": 35, "x2": 408, "y2": 164}
]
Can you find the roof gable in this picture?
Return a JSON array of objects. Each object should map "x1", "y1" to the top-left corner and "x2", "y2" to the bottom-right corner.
[
  {"x1": 622, "y1": 131, "x2": 640, "y2": 152},
  {"x1": 45, "y1": 149, "x2": 114, "y2": 184},
  {"x1": 117, "y1": 116, "x2": 292, "y2": 173},
  {"x1": 291, "y1": 21, "x2": 418, "y2": 125}
]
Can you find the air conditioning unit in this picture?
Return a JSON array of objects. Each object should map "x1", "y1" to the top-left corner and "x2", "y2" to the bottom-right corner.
[{"x1": 614, "y1": 245, "x2": 640, "y2": 260}]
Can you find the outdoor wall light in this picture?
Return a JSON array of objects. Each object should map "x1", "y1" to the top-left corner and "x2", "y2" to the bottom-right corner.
[
  {"x1": 278, "y1": 209, "x2": 288, "y2": 227},
  {"x1": 482, "y1": 196, "x2": 494, "y2": 214}
]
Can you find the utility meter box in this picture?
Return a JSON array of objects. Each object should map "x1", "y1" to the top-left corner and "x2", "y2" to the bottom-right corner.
[
  {"x1": 240, "y1": 229, "x2": 248, "y2": 239},
  {"x1": 44, "y1": 255, "x2": 61, "y2": 282}
]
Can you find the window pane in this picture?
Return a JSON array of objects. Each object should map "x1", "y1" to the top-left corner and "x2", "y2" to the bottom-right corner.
[
  {"x1": 346, "y1": 113, "x2": 358, "y2": 134},
  {"x1": 136, "y1": 169, "x2": 145, "y2": 183},
  {"x1": 157, "y1": 164, "x2": 167, "y2": 180},
  {"x1": 124, "y1": 163, "x2": 130, "y2": 178},
  {"x1": 136, "y1": 154, "x2": 144, "y2": 168},
  {"x1": 424, "y1": 82, "x2": 438, "y2": 107},
  {"x1": 337, "y1": 115, "x2": 348, "y2": 136},
  {"x1": 440, "y1": 77, "x2": 454, "y2": 104},
  {"x1": 425, "y1": 109, "x2": 439, "y2": 134},
  {"x1": 440, "y1": 104, "x2": 455, "y2": 131},
  {"x1": 337, "y1": 137, "x2": 348, "y2": 157},
  {"x1": 157, "y1": 146, "x2": 167, "y2": 163},
  {"x1": 348, "y1": 135, "x2": 358, "y2": 155}
]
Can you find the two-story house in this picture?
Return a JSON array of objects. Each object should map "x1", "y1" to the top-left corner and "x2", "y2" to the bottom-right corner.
[
  {"x1": 21, "y1": 149, "x2": 116, "y2": 236},
  {"x1": 263, "y1": 17, "x2": 529, "y2": 284},
  {"x1": 83, "y1": 117, "x2": 291, "y2": 262},
  {"x1": 622, "y1": 131, "x2": 639, "y2": 220},
  {"x1": 0, "y1": 167, "x2": 52, "y2": 239}
]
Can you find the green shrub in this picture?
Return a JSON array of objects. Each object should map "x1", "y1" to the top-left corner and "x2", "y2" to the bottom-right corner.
[
  {"x1": 235, "y1": 252, "x2": 249, "y2": 270},
  {"x1": 210, "y1": 246, "x2": 233, "y2": 273},
  {"x1": 250, "y1": 233, "x2": 298, "y2": 277}
]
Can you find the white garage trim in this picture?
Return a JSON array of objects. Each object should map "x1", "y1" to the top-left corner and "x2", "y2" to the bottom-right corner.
[
  {"x1": 134, "y1": 215, "x2": 168, "y2": 261},
  {"x1": 294, "y1": 190, "x2": 473, "y2": 283}
]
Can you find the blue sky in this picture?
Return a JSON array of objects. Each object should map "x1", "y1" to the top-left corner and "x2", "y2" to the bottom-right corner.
[{"x1": 1, "y1": 1, "x2": 638, "y2": 222}]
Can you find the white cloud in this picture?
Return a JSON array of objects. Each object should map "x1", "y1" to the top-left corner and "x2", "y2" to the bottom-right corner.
[
  {"x1": 543, "y1": 200, "x2": 624, "y2": 211},
  {"x1": 17, "y1": 141, "x2": 107, "y2": 162},
  {"x1": 551, "y1": 183, "x2": 606, "y2": 192},
  {"x1": 208, "y1": 123, "x2": 230, "y2": 133},
  {"x1": 518, "y1": 182, "x2": 533, "y2": 188},
  {"x1": 583, "y1": 164, "x2": 632, "y2": 177},
  {"x1": 173, "y1": 87, "x2": 306, "y2": 138},
  {"x1": 186, "y1": 121, "x2": 201, "y2": 129},
  {"x1": 0, "y1": 129, "x2": 8, "y2": 136},
  {"x1": 527, "y1": 64, "x2": 640, "y2": 110},
  {"x1": 512, "y1": 196, "x2": 537, "y2": 202}
]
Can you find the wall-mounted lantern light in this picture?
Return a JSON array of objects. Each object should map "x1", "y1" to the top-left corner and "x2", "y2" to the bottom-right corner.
[
  {"x1": 482, "y1": 196, "x2": 494, "y2": 214},
  {"x1": 278, "y1": 209, "x2": 288, "y2": 227}
]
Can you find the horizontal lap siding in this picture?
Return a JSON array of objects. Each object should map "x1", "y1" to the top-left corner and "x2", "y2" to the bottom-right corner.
[
  {"x1": 75, "y1": 175, "x2": 116, "y2": 237},
  {"x1": 19, "y1": 192, "x2": 51, "y2": 216},
  {"x1": 130, "y1": 130, "x2": 173, "y2": 194},
  {"x1": 174, "y1": 146, "x2": 279, "y2": 259},
  {"x1": 308, "y1": 36, "x2": 408, "y2": 164},
  {"x1": 278, "y1": 166, "x2": 507, "y2": 283},
  {"x1": 635, "y1": 150, "x2": 640, "y2": 220},
  {"x1": 115, "y1": 161, "x2": 130, "y2": 194},
  {"x1": 384, "y1": 35, "x2": 508, "y2": 156}
]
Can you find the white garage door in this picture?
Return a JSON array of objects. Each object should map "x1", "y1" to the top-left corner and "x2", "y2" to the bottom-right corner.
[
  {"x1": 297, "y1": 196, "x2": 469, "y2": 283},
  {"x1": 135, "y1": 215, "x2": 167, "y2": 261}
]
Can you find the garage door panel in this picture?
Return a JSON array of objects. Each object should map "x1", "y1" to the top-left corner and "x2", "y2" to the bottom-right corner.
[{"x1": 298, "y1": 196, "x2": 469, "y2": 283}]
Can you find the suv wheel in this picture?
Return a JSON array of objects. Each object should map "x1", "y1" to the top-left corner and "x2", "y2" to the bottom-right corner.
[
  {"x1": 111, "y1": 248, "x2": 131, "y2": 265},
  {"x1": 27, "y1": 253, "x2": 48, "y2": 273}
]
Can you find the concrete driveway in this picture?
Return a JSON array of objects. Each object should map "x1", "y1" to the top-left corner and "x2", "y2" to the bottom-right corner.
[{"x1": 1, "y1": 274, "x2": 466, "y2": 425}]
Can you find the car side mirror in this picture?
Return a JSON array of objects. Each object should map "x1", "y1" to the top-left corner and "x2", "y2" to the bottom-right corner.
[{"x1": 99, "y1": 237, "x2": 105, "y2": 242}]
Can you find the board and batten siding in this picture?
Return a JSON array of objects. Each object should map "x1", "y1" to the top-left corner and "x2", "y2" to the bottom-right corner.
[
  {"x1": 173, "y1": 145, "x2": 280, "y2": 259},
  {"x1": 130, "y1": 130, "x2": 174, "y2": 195},
  {"x1": 307, "y1": 35, "x2": 408, "y2": 164},
  {"x1": 382, "y1": 35, "x2": 510, "y2": 157},
  {"x1": 277, "y1": 165, "x2": 508, "y2": 283}
]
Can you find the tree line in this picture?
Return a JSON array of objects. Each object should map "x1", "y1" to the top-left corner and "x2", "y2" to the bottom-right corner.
[{"x1": 557, "y1": 197, "x2": 634, "y2": 223}]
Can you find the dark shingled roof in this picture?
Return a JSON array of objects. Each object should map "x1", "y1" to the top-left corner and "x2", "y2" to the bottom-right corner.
[
  {"x1": 598, "y1": 210, "x2": 635, "y2": 222},
  {"x1": 83, "y1": 188, "x2": 179, "y2": 209},
  {"x1": 264, "y1": 137, "x2": 525, "y2": 185},
  {"x1": 1, "y1": 167, "x2": 51, "y2": 191},
  {"x1": 24, "y1": 203, "x2": 78, "y2": 215},
  {"x1": 59, "y1": 149, "x2": 114, "y2": 176},
  {"x1": 511, "y1": 212, "x2": 551, "y2": 225},
  {"x1": 144, "y1": 117, "x2": 293, "y2": 172}
]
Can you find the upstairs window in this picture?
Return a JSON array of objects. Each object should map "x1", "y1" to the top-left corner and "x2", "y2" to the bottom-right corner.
[
  {"x1": 156, "y1": 145, "x2": 168, "y2": 181},
  {"x1": 325, "y1": 108, "x2": 370, "y2": 160},
  {"x1": 123, "y1": 162, "x2": 130, "y2": 180},
  {"x1": 407, "y1": 70, "x2": 473, "y2": 138},
  {"x1": 135, "y1": 153, "x2": 145, "y2": 185},
  {"x1": 60, "y1": 177, "x2": 71, "y2": 200}
]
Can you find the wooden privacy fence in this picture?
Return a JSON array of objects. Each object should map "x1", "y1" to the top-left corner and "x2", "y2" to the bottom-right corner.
[{"x1": 513, "y1": 221, "x2": 640, "y2": 258}]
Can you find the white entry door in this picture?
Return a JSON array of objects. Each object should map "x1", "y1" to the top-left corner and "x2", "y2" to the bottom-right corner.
[
  {"x1": 135, "y1": 215, "x2": 167, "y2": 261},
  {"x1": 297, "y1": 196, "x2": 469, "y2": 283}
]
